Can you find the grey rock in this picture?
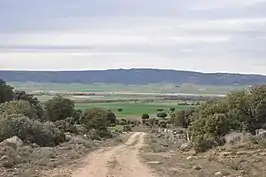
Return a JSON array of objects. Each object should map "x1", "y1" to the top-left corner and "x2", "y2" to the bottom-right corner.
[
  {"x1": 1, "y1": 136, "x2": 23, "y2": 149},
  {"x1": 180, "y1": 142, "x2": 192, "y2": 151},
  {"x1": 147, "y1": 161, "x2": 161, "y2": 164},
  {"x1": 224, "y1": 132, "x2": 244, "y2": 144}
]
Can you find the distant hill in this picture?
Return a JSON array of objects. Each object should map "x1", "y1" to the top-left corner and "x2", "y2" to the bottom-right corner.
[{"x1": 1, "y1": 69, "x2": 266, "y2": 85}]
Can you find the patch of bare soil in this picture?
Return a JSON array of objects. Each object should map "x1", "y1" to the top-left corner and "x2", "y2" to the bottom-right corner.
[
  {"x1": 71, "y1": 132, "x2": 158, "y2": 177},
  {"x1": 140, "y1": 134, "x2": 266, "y2": 177},
  {"x1": 0, "y1": 134, "x2": 129, "y2": 177}
]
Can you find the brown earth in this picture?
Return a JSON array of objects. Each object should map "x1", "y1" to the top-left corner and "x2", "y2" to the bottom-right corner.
[{"x1": 72, "y1": 132, "x2": 158, "y2": 177}]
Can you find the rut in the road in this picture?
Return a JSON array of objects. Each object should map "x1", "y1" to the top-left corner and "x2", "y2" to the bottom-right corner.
[{"x1": 72, "y1": 132, "x2": 157, "y2": 177}]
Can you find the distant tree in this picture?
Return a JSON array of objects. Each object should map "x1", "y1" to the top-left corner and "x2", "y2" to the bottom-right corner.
[
  {"x1": 226, "y1": 86, "x2": 266, "y2": 134},
  {"x1": 13, "y1": 90, "x2": 44, "y2": 120},
  {"x1": 157, "y1": 108, "x2": 163, "y2": 112},
  {"x1": 0, "y1": 79, "x2": 13, "y2": 104},
  {"x1": 79, "y1": 108, "x2": 109, "y2": 131},
  {"x1": 141, "y1": 114, "x2": 150, "y2": 120},
  {"x1": 157, "y1": 112, "x2": 167, "y2": 119},
  {"x1": 170, "y1": 108, "x2": 195, "y2": 128},
  {"x1": 45, "y1": 95, "x2": 75, "y2": 122},
  {"x1": 170, "y1": 108, "x2": 175, "y2": 112},
  {"x1": 117, "y1": 108, "x2": 123, "y2": 112}
]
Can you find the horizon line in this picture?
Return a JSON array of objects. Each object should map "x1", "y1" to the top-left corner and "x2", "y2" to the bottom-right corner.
[{"x1": 0, "y1": 68, "x2": 265, "y2": 76}]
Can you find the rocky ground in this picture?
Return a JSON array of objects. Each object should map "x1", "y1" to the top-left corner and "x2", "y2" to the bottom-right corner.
[
  {"x1": 0, "y1": 133, "x2": 128, "y2": 177},
  {"x1": 140, "y1": 129, "x2": 266, "y2": 177},
  {"x1": 1, "y1": 128, "x2": 266, "y2": 177}
]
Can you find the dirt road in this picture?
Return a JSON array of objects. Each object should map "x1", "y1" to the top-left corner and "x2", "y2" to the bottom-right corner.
[{"x1": 72, "y1": 132, "x2": 157, "y2": 177}]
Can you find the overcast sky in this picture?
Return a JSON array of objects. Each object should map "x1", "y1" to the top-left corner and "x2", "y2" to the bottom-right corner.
[{"x1": 1, "y1": 0, "x2": 266, "y2": 74}]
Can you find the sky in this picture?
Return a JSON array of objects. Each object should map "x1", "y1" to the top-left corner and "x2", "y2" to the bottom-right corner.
[{"x1": 1, "y1": 0, "x2": 266, "y2": 74}]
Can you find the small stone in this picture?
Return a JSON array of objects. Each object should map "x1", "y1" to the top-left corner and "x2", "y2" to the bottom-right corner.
[
  {"x1": 214, "y1": 171, "x2": 230, "y2": 177},
  {"x1": 214, "y1": 172, "x2": 223, "y2": 177},
  {"x1": 193, "y1": 165, "x2": 201, "y2": 170},
  {"x1": 180, "y1": 142, "x2": 192, "y2": 151},
  {"x1": 187, "y1": 156, "x2": 193, "y2": 160},
  {"x1": 147, "y1": 161, "x2": 161, "y2": 164}
]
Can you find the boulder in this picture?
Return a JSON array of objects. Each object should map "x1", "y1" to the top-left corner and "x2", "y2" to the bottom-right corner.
[{"x1": 1, "y1": 136, "x2": 23, "y2": 149}]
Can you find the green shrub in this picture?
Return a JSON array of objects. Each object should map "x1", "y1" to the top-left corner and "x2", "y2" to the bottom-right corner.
[
  {"x1": 189, "y1": 113, "x2": 230, "y2": 152},
  {"x1": 117, "y1": 108, "x2": 123, "y2": 112},
  {"x1": 55, "y1": 117, "x2": 78, "y2": 133},
  {"x1": 157, "y1": 108, "x2": 163, "y2": 112},
  {"x1": 0, "y1": 114, "x2": 65, "y2": 147},
  {"x1": 87, "y1": 129, "x2": 101, "y2": 140},
  {"x1": 170, "y1": 108, "x2": 175, "y2": 112},
  {"x1": 45, "y1": 95, "x2": 75, "y2": 122},
  {"x1": 107, "y1": 111, "x2": 117, "y2": 125},
  {"x1": 80, "y1": 108, "x2": 109, "y2": 131},
  {"x1": 119, "y1": 119, "x2": 128, "y2": 125},
  {"x1": 141, "y1": 114, "x2": 150, "y2": 120},
  {"x1": 0, "y1": 100, "x2": 37, "y2": 119},
  {"x1": 87, "y1": 129, "x2": 113, "y2": 140},
  {"x1": 34, "y1": 122, "x2": 66, "y2": 146},
  {"x1": 13, "y1": 90, "x2": 44, "y2": 120},
  {"x1": 0, "y1": 79, "x2": 13, "y2": 104},
  {"x1": 157, "y1": 112, "x2": 167, "y2": 119},
  {"x1": 170, "y1": 109, "x2": 195, "y2": 128},
  {"x1": 73, "y1": 109, "x2": 83, "y2": 123},
  {"x1": 123, "y1": 125, "x2": 132, "y2": 132}
]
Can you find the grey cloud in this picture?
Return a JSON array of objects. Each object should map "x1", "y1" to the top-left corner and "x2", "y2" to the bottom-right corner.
[{"x1": 1, "y1": 0, "x2": 266, "y2": 73}]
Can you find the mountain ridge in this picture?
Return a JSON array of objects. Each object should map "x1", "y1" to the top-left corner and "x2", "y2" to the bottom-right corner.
[{"x1": 1, "y1": 68, "x2": 266, "y2": 85}]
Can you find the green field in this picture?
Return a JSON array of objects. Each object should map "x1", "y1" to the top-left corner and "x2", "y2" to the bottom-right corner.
[
  {"x1": 9, "y1": 82, "x2": 246, "y2": 95},
  {"x1": 8, "y1": 82, "x2": 243, "y2": 119},
  {"x1": 75, "y1": 102, "x2": 192, "y2": 117}
]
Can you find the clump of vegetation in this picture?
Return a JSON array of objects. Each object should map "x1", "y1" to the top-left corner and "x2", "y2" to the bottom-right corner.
[
  {"x1": 117, "y1": 108, "x2": 123, "y2": 112},
  {"x1": 0, "y1": 79, "x2": 14, "y2": 104},
  {"x1": 171, "y1": 85, "x2": 266, "y2": 152},
  {"x1": 0, "y1": 114, "x2": 65, "y2": 147},
  {"x1": 169, "y1": 107, "x2": 175, "y2": 112},
  {"x1": 157, "y1": 108, "x2": 164, "y2": 112},
  {"x1": 13, "y1": 90, "x2": 44, "y2": 120},
  {"x1": 123, "y1": 125, "x2": 132, "y2": 132},
  {"x1": 141, "y1": 113, "x2": 150, "y2": 124},
  {"x1": 45, "y1": 95, "x2": 75, "y2": 122},
  {"x1": 157, "y1": 112, "x2": 167, "y2": 119},
  {"x1": 0, "y1": 100, "x2": 38, "y2": 120},
  {"x1": 79, "y1": 108, "x2": 117, "y2": 138},
  {"x1": 170, "y1": 108, "x2": 195, "y2": 128},
  {"x1": 55, "y1": 117, "x2": 78, "y2": 133}
]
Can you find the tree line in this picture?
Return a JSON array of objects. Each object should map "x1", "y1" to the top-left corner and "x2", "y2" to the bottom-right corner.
[
  {"x1": 170, "y1": 85, "x2": 266, "y2": 152},
  {"x1": 0, "y1": 79, "x2": 122, "y2": 147}
]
